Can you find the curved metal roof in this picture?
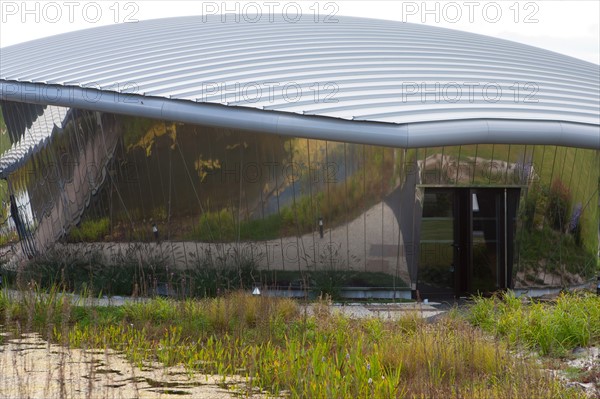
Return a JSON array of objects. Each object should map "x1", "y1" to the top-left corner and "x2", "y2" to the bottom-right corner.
[{"x1": 1, "y1": 15, "x2": 599, "y2": 149}]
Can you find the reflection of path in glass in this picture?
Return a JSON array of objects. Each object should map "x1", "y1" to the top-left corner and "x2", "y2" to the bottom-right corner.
[
  {"x1": 91, "y1": 198, "x2": 410, "y2": 288},
  {"x1": 16, "y1": 197, "x2": 412, "y2": 287}
]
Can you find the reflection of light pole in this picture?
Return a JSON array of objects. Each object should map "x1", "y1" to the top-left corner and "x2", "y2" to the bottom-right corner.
[
  {"x1": 318, "y1": 217, "x2": 324, "y2": 238},
  {"x1": 152, "y1": 223, "x2": 159, "y2": 242}
]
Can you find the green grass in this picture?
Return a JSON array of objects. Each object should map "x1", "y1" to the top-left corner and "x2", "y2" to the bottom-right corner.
[
  {"x1": 517, "y1": 225, "x2": 597, "y2": 278},
  {"x1": 190, "y1": 208, "x2": 287, "y2": 241},
  {"x1": 67, "y1": 217, "x2": 110, "y2": 242},
  {"x1": 420, "y1": 218, "x2": 453, "y2": 241},
  {"x1": 0, "y1": 289, "x2": 588, "y2": 398},
  {"x1": 467, "y1": 291, "x2": 600, "y2": 357}
]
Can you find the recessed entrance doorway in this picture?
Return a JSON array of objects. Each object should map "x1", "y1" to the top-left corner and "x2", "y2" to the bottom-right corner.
[{"x1": 417, "y1": 187, "x2": 520, "y2": 299}]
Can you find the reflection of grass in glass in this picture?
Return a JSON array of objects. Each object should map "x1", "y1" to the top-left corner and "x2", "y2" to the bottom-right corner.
[
  {"x1": 239, "y1": 215, "x2": 282, "y2": 240},
  {"x1": 280, "y1": 192, "x2": 322, "y2": 234},
  {"x1": 0, "y1": 230, "x2": 18, "y2": 246},
  {"x1": 420, "y1": 219, "x2": 453, "y2": 241},
  {"x1": 193, "y1": 209, "x2": 236, "y2": 241},
  {"x1": 192, "y1": 210, "x2": 283, "y2": 241},
  {"x1": 418, "y1": 263, "x2": 453, "y2": 288},
  {"x1": 517, "y1": 176, "x2": 598, "y2": 280},
  {"x1": 419, "y1": 212, "x2": 454, "y2": 289},
  {"x1": 471, "y1": 242, "x2": 497, "y2": 293},
  {"x1": 531, "y1": 147, "x2": 598, "y2": 255},
  {"x1": 7, "y1": 244, "x2": 261, "y2": 297},
  {"x1": 419, "y1": 238, "x2": 453, "y2": 289},
  {"x1": 517, "y1": 226, "x2": 597, "y2": 278},
  {"x1": 67, "y1": 217, "x2": 110, "y2": 242},
  {"x1": 189, "y1": 167, "x2": 395, "y2": 241}
]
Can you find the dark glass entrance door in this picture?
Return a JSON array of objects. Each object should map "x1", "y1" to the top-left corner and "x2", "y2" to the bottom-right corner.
[
  {"x1": 471, "y1": 189, "x2": 501, "y2": 293},
  {"x1": 418, "y1": 187, "x2": 519, "y2": 298},
  {"x1": 418, "y1": 189, "x2": 459, "y2": 298}
]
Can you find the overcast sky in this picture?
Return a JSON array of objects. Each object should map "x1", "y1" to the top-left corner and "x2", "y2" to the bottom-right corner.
[{"x1": 0, "y1": 1, "x2": 598, "y2": 64}]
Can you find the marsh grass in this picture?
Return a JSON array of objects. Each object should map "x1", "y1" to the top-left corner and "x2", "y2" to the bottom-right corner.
[
  {"x1": 0, "y1": 288, "x2": 588, "y2": 398},
  {"x1": 468, "y1": 291, "x2": 600, "y2": 357}
]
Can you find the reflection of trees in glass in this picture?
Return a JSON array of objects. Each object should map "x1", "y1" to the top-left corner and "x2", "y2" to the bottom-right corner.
[
  {"x1": 92, "y1": 118, "x2": 289, "y2": 236},
  {"x1": 194, "y1": 157, "x2": 221, "y2": 182},
  {"x1": 80, "y1": 118, "x2": 403, "y2": 242},
  {"x1": 126, "y1": 121, "x2": 177, "y2": 156}
]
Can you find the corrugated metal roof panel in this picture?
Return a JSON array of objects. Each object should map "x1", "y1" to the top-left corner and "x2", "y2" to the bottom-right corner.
[{"x1": 1, "y1": 15, "x2": 598, "y2": 129}]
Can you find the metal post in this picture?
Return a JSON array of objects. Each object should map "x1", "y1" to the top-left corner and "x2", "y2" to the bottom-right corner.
[{"x1": 504, "y1": 188, "x2": 508, "y2": 288}]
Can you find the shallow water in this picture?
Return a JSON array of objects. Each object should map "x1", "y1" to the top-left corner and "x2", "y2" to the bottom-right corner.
[{"x1": 0, "y1": 332, "x2": 270, "y2": 399}]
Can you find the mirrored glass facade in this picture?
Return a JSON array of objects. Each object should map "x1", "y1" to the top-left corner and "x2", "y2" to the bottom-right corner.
[{"x1": 1, "y1": 103, "x2": 598, "y2": 297}]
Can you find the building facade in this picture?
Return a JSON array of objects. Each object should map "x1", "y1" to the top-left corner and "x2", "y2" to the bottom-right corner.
[{"x1": 1, "y1": 16, "x2": 598, "y2": 298}]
